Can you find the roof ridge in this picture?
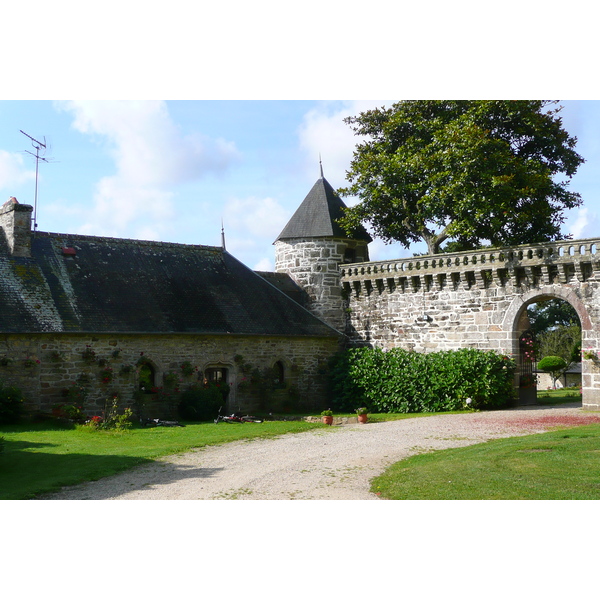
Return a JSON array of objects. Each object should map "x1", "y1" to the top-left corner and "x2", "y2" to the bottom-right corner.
[{"x1": 34, "y1": 231, "x2": 221, "y2": 252}]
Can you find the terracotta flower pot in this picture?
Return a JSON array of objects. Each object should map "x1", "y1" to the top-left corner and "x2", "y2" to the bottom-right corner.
[
  {"x1": 322, "y1": 415, "x2": 333, "y2": 425},
  {"x1": 357, "y1": 413, "x2": 368, "y2": 424}
]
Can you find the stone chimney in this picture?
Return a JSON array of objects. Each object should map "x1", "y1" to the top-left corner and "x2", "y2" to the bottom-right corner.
[{"x1": 0, "y1": 197, "x2": 33, "y2": 257}]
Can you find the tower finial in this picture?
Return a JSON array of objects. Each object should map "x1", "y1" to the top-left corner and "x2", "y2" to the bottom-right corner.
[
  {"x1": 221, "y1": 219, "x2": 226, "y2": 251},
  {"x1": 319, "y1": 154, "x2": 324, "y2": 178}
]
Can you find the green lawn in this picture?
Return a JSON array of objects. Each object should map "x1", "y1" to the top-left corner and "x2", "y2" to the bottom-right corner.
[
  {"x1": 537, "y1": 386, "x2": 582, "y2": 405},
  {"x1": 372, "y1": 423, "x2": 600, "y2": 499},
  {"x1": 0, "y1": 419, "x2": 324, "y2": 500}
]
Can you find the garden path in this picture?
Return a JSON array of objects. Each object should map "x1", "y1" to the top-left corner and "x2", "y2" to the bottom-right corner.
[{"x1": 41, "y1": 402, "x2": 596, "y2": 500}]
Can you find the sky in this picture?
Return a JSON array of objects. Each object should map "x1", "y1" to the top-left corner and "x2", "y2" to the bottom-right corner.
[{"x1": 2, "y1": 99, "x2": 600, "y2": 272}]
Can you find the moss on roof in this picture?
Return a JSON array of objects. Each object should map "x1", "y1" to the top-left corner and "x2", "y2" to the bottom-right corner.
[{"x1": 0, "y1": 231, "x2": 340, "y2": 338}]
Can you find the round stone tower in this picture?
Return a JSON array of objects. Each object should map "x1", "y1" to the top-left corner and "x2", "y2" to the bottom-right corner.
[{"x1": 274, "y1": 170, "x2": 371, "y2": 331}]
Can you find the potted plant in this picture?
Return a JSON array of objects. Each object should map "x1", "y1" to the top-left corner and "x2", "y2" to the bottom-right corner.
[
  {"x1": 356, "y1": 407, "x2": 368, "y2": 424},
  {"x1": 321, "y1": 409, "x2": 333, "y2": 425}
]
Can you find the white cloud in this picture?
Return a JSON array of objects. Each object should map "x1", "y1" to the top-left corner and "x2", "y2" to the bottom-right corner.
[
  {"x1": 569, "y1": 207, "x2": 599, "y2": 240},
  {"x1": 0, "y1": 150, "x2": 35, "y2": 192},
  {"x1": 297, "y1": 100, "x2": 395, "y2": 188},
  {"x1": 222, "y1": 195, "x2": 291, "y2": 270},
  {"x1": 224, "y1": 196, "x2": 290, "y2": 240},
  {"x1": 253, "y1": 257, "x2": 274, "y2": 272},
  {"x1": 54, "y1": 100, "x2": 241, "y2": 239}
]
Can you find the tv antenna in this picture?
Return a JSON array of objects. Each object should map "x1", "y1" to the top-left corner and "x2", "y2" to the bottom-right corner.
[{"x1": 20, "y1": 129, "x2": 53, "y2": 231}]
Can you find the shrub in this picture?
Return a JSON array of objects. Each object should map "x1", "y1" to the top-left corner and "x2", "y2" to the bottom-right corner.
[
  {"x1": 178, "y1": 384, "x2": 225, "y2": 421},
  {"x1": 537, "y1": 355, "x2": 568, "y2": 389},
  {"x1": 329, "y1": 347, "x2": 516, "y2": 413},
  {"x1": 88, "y1": 396, "x2": 134, "y2": 431},
  {"x1": 0, "y1": 381, "x2": 25, "y2": 424},
  {"x1": 53, "y1": 402, "x2": 86, "y2": 423}
]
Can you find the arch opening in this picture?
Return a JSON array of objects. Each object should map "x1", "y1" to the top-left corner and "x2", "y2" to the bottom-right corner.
[{"x1": 514, "y1": 296, "x2": 583, "y2": 405}]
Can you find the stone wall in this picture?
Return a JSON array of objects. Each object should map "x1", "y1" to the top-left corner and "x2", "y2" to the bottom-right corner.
[
  {"x1": 0, "y1": 332, "x2": 340, "y2": 418},
  {"x1": 275, "y1": 237, "x2": 368, "y2": 331},
  {"x1": 340, "y1": 239, "x2": 600, "y2": 409},
  {"x1": 0, "y1": 200, "x2": 32, "y2": 257}
]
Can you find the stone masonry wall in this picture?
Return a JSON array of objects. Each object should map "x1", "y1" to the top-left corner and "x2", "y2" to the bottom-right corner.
[
  {"x1": 0, "y1": 332, "x2": 340, "y2": 418},
  {"x1": 275, "y1": 237, "x2": 368, "y2": 332},
  {"x1": 0, "y1": 201, "x2": 33, "y2": 257},
  {"x1": 341, "y1": 239, "x2": 600, "y2": 410}
]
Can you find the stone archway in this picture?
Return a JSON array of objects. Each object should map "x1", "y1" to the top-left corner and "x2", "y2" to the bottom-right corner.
[{"x1": 502, "y1": 286, "x2": 592, "y2": 407}]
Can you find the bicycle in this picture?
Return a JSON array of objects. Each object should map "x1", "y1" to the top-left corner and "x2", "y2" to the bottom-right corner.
[{"x1": 214, "y1": 407, "x2": 263, "y2": 424}]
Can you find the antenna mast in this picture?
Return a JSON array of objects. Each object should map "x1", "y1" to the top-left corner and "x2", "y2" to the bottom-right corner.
[{"x1": 20, "y1": 129, "x2": 49, "y2": 231}]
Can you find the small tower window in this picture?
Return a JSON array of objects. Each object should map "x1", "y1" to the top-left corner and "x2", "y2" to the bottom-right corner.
[{"x1": 344, "y1": 248, "x2": 357, "y2": 263}]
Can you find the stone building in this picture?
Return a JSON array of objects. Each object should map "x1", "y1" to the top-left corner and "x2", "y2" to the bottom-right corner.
[
  {"x1": 4, "y1": 168, "x2": 600, "y2": 416},
  {"x1": 273, "y1": 174, "x2": 600, "y2": 410},
  {"x1": 274, "y1": 170, "x2": 371, "y2": 331},
  {"x1": 0, "y1": 196, "x2": 342, "y2": 418}
]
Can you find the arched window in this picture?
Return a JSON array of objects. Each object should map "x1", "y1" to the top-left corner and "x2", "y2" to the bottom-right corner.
[
  {"x1": 205, "y1": 367, "x2": 228, "y2": 384},
  {"x1": 204, "y1": 367, "x2": 230, "y2": 403},
  {"x1": 274, "y1": 361, "x2": 285, "y2": 388},
  {"x1": 138, "y1": 361, "x2": 156, "y2": 393}
]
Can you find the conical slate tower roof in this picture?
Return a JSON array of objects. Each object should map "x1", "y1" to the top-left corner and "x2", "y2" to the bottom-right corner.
[{"x1": 275, "y1": 176, "x2": 372, "y2": 242}]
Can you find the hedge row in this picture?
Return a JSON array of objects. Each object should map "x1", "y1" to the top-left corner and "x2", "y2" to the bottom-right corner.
[{"x1": 329, "y1": 347, "x2": 516, "y2": 413}]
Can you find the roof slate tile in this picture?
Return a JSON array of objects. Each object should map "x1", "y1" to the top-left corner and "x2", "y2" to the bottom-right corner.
[{"x1": 0, "y1": 231, "x2": 340, "y2": 338}]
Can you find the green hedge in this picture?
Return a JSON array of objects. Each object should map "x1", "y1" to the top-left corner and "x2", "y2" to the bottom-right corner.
[{"x1": 329, "y1": 347, "x2": 516, "y2": 413}]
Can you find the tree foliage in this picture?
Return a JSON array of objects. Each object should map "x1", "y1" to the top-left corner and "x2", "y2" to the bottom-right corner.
[
  {"x1": 338, "y1": 100, "x2": 584, "y2": 254},
  {"x1": 527, "y1": 299, "x2": 581, "y2": 364},
  {"x1": 537, "y1": 324, "x2": 582, "y2": 365},
  {"x1": 527, "y1": 299, "x2": 580, "y2": 335},
  {"x1": 537, "y1": 355, "x2": 568, "y2": 389}
]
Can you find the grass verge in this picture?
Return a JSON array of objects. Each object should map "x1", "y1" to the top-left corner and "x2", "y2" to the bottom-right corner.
[
  {"x1": 537, "y1": 386, "x2": 582, "y2": 405},
  {"x1": 0, "y1": 419, "x2": 324, "y2": 500},
  {"x1": 371, "y1": 423, "x2": 600, "y2": 500}
]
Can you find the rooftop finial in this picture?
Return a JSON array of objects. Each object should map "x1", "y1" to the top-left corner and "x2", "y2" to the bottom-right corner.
[
  {"x1": 221, "y1": 219, "x2": 226, "y2": 251},
  {"x1": 319, "y1": 154, "x2": 324, "y2": 179}
]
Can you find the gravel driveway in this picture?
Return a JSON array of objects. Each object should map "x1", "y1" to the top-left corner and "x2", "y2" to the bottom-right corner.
[{"x1": 41, "y1": 403, "x2": 598, "y2": 500}]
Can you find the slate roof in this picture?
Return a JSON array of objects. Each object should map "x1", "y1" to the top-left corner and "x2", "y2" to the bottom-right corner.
[
  {"x1": 254, "y1": 271, "x2": 311, "y2": 308},
  {"x1": 0, "y1": 231, "x2": 340, "y2": 337},
  {"x1": 275, "y1": 177, "x2": 372, "y2": 242}
]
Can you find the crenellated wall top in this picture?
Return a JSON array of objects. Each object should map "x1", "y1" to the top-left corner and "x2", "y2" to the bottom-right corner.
[{"x1": 340, "y1": 237, "x2": 600, "y2": 280}]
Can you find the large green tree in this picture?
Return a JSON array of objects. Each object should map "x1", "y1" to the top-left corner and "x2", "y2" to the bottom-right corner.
[
  {"x1": 527, "y1": 299, "x2": 580, "y2": 336},
  {"x1": 338, "y1": 101, "x2": 584, "y2": 254},
  {"x1": 527, "y1": 299, "x2": 581, "y2": 364}
]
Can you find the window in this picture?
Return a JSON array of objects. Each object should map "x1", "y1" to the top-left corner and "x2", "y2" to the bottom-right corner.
[
  {"x1": 205, "y1": 367, "x2": 228, "y2": 384},
  {"x1": 274, "y1": 361, "x2": 285, "y2": 387},
  {"x1": 138, "y1": 362, "x2": 155, "y2": 393},
  {"x1": 343, "y1": 247, "x2": 357, "y2": 263}
]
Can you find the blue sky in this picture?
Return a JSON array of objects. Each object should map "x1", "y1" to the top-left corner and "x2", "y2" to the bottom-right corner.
[{"x1": 1, "y1": 100, "x2": 599, "y2": 271}]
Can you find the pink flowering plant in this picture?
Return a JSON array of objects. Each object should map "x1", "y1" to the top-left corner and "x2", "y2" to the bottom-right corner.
[
  {"x1": 23, "y1": 356, "x2": 40, "y2": 368},
  {"x1": 82, "y1": 346, "x2": 96, "y2": 363},
  {"x1": 180, "y1": 361, "x2": 196, "y2": 377},
  {"x1": 520, "y1": 335, "x2": 536, "y2": 362},
  {"x1": 99, "y1": 366, "x2": 114, "y2": 384}
]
